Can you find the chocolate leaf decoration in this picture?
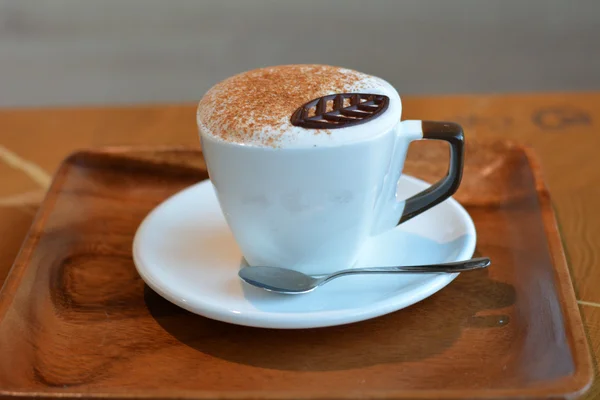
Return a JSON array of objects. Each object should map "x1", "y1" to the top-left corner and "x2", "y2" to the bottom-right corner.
[{"x1": 290, "y1": 93, "x2": 390, "y2": 129}]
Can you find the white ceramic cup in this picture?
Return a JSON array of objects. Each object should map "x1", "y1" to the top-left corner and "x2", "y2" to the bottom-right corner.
[{"x1": 198, "y1": 78, "x2": 464, "y2": 275}]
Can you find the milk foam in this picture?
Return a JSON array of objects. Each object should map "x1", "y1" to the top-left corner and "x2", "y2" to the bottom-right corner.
[{"x1": 197, "y1": 65, "x2": 402, "y2": 149}]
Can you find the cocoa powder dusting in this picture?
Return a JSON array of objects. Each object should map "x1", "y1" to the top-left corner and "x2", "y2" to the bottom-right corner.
[{"x1": 197, "y1": 65, "x2": 371, "y2": 147}]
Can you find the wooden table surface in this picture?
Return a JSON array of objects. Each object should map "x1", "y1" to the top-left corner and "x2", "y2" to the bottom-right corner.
[{"x1": 1, "y1": 93, "x2": 598, "y2": 398}]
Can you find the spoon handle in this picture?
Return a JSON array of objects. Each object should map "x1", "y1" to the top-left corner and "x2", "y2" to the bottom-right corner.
[{"x1": 324, "y1": 257, "x2": 490, "y2": 282}]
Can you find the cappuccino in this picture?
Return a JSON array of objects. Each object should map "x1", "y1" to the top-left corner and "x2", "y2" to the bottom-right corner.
[
  {"x1": 197, "y1": 64, "x2": 401, "y2": 149},
  {"x1": 196, "y1": 64, "x2": 464, "y2": 274}
]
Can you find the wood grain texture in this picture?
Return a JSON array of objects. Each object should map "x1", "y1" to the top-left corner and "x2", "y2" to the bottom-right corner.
[
  {"x1": 1, "y1": 93, "x2": 599, "y2": 397},
  {"x1": 0, "y1": 144, "x2": 591, "y2": 399}
]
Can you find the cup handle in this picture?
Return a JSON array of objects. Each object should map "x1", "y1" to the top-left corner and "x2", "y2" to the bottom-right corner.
[{"x1": 399, "y1": 120, "x2": 464, "y2": 224}]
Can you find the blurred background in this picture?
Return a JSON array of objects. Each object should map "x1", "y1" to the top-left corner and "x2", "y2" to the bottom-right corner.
[{"x1": 1, "y1": 0, "x2": 599, "y2": 107}]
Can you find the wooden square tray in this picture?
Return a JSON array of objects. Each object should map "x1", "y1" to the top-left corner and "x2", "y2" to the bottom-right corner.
[{"x1": 0, "y1": 141, "x2": 592, "y2": 399}]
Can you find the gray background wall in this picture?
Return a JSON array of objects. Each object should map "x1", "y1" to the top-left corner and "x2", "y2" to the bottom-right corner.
[{"x1": 1, "y1": 0, "x2": 599, "y2": 107}]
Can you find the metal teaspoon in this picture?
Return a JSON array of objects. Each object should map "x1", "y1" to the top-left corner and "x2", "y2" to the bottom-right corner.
[{"x1": 239, "y1": 257, "x2": 491, "y2": 294}]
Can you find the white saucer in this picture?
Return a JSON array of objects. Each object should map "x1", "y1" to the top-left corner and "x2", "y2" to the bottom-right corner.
[{"x1": 133, "y1": 176, "x2": 476, "y2": 329}]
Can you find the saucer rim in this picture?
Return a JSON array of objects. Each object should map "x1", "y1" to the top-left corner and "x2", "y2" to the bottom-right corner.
[{"x1": 133, "y1": 175, "x2": 476, "y2": 329}]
